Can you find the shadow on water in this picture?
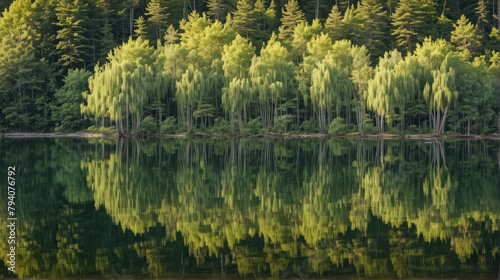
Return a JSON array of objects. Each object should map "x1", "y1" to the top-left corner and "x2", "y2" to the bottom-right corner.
[{"x1": 0, "y1": 138, "x2": 498, "y2": 279}]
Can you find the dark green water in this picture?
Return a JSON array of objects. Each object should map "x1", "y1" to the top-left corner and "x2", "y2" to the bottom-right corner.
[{"x1": 0, "y1": 138, "x2": 498, "y2": 279}]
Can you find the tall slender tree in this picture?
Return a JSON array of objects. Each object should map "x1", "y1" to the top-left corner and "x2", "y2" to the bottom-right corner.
[
  {"x1": 475, "y1": 0, "x2": 489, "y2": 34},
  {"x1": 278, "y1": 0, "x2": 305, "y2": 48},
  {"x1": 324, "y1": 5, "x2": 344, "y2": 42},
  {"x1": 391, "y1": 0, "x2": 423, "y2": 53},
  {"x1": 134, "y1": 16, "x2": 148, "y2": 40},
  {"x1": 451, "y1": 15, "x2": 481, "y2": 59},
  {"x1": 146, "y1": 0, "x2": 169, "y2": 41},
  {"x1": 232, "y1": 0, "x2": 256, "y2": 40},
  {"x1": 54, "y1": 0, "x2": 91, "y2": 69},
  {"x1": 354, "y1": 0, "x2": 387, "y2": 59}
]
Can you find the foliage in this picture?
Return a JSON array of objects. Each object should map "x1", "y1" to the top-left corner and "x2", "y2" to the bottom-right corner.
[
  {"x1": 299, "y1": 119, "x2": 319, "y2": 133},
  {"x1": 53, "y1": 69, "x2": 92, "y2": 132},
  {"x1": 145, "y1": 0, "x2": 168, "y2": 41},
  {"x1": 273, "y1": 114, "x2": 294, "y2": 133},
  {"x1": 160, "y1": 116, "x2": 177, "y2": 134},
  {"x1": 210, "y1": 117, "x2": 231, "y2": 134},
  {"x1": 82, "y1": 37, "x2": 162, "y2": 134},
  {"x1": 328, "y1": 117, "x2": 349, "y2": 135},
  {"x1": 0, "y1": 0, "x2": 498, "y2": 135},
  {"x1": 451, "y1": 15, "x2": 481, "y2": 59},
  {"x1": 278, "y1": 0, "x2": 305, "y2": 48},
  {"x1": 242, "y1": 117, "x2": 262, "y2": 134},
  {"x1": 141, "y1": 116, "x2": 158, "y2": 134}
]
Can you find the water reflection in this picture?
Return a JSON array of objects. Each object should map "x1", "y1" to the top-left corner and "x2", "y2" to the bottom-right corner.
[{"x1": 0, "y1": 138, "x2": 498, "y2": 278}]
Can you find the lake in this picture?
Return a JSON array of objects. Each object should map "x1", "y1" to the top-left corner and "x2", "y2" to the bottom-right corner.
[{"x1": 0, "y1": 138, "x2": 498, "y2": 279}]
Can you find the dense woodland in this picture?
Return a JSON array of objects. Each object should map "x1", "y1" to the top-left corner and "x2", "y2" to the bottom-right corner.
[{"x1": 0, "y1": 0, "x2": 499, "y2": 135}]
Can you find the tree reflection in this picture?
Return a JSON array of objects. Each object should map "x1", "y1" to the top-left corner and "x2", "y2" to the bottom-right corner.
[{"x1": 0, "y1": 138, "x2": 497, "y2": 278}]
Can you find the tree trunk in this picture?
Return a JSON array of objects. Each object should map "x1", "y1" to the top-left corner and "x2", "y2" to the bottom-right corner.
[
  {"x1": 315, "y1": 0, "x2": 319, "y2": 19},
  {"x1": 130, "y1": 0, "x2": 135, "y2": 37}
]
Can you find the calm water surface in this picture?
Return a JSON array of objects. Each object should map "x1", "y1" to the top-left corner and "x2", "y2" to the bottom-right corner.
[{"x1": 0, "y1": 138, "x2": 498, "y2": 279}]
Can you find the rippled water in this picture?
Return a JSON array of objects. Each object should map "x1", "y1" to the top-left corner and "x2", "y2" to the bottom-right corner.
[{"x1": 0, "y1": 138, "x2": 498, "y2": 279}]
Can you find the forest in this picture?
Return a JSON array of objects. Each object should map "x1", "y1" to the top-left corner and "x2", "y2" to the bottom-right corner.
[{"x1": 0, "y1": 0, "x2": 499, "y2": 135}]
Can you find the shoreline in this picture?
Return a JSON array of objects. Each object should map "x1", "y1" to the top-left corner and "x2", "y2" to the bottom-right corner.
[{"x1": 1, "y1": 132, "x2": 500, "y2": 140}]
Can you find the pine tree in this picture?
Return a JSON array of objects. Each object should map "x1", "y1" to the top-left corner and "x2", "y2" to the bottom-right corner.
[
  {"x1": 278, "y1": 0, "x2": 305, "y2": 48},
  {"x1": 391, "y1": 0, "x2": 423, "y2": 53},
  {"x1": 0, "y1": 26, "x2": 40, "y2": 130},
  {"x1": 206, "y1": 0, "x2": 225, "y2": 21},
  {"x1": 163, "y1": 24, "x2": 179, "y2": 44},
  {"x1": 265, "y1": 0, "x2": 279, "y2": 32},
  {"x1": 253, "y1": 0, "x2": 267, "y2": 47},
  {"x1": 354, "y1": 0, "x2": 387, "y2": 59},
  {"x1": 53, "y1": 69, "x2": 92, "y2": 132},
  {"x1": 146, "y1": 0, "x2": 169, "y2": 41},
  {"x1": 451, "y1": 15, "x2": 481, "y2": 59},
  {"x1": 54, "y1": 0, "x2": 91, "y2": 69},
  {"x1": 232, "y1": 0, "x2": 256, "y2": 40},
  {"x1": 96, "y1": 0, "x2": 116, "y2": 62},
  {"x1": 134, "y1": 16, "x2": 148, "y2": 40},
  {"x1": 437, "y1": 13, "x2": 453, "y2": 40},
  {"x1": 324, "y1": 5, "x2": 344, "y2": 41},
  {"x1": 475, "y1": 0, "x2": 489, "y2": 34}
]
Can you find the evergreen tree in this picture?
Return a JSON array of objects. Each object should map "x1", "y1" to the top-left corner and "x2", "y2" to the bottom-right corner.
[
  {"x1": 146, "y1": 0, "x2": 169, "y2": 41},
  {"x1": 354, "y1": 0, "x2": 387, "y2": 59},
  {"x1": 32, "y1": 0, "x2": 58, "y2": 62},
  {"x1": 265, "y1": 0, "x2": 279, "y2": 32},
  {"x1": 278, "y1": 0, "x2": 305, "y2": 48},
  {"x1": 163, "y1": 24, "x2": 179, "y2": 44},
  {"x1": 324, "y1": 5, "x2": 344, "y2": 42},
  {"x1": 437, "y1": 13, "x2": 453, "y2": 40},
  {"x1": 206, "y1": 0, "x2": 225, "y2": 21},
  {"x1": 451, "y1": 15, "x2": 481, "y2": 59},
  {"x1": 53, "y1": 69, "x2": 92, "y2": 132},
  {"x1": 134, "y1": 16, "x2": 148, "y2": 40},
  {"x1": 232, "y1": 0, "x2": 256, "y2": 40},
  {"x1": 95, "y1": 0, "x2": 116, "y2": 62},
  {"x1": 475, "y1": 0, "x2": 489, "y2": 34},
  {"x1": 391, "y1": 0, "x2": 423, "y2": 53},
  {"x1": 54, "y1": 0, "x2": 91, "y2": 69},
  {"x1": 0, "y1": 26, "x2": 40, "y2": 130}
]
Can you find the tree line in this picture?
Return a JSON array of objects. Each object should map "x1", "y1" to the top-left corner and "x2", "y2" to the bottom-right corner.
[{"x1": 0, "y1": 0, "x2": 498, "y2": 135}]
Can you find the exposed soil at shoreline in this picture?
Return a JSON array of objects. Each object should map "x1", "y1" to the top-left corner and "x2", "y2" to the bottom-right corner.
[{"x1": 1, "y1": 132, "x2": 500, "y2": 140}]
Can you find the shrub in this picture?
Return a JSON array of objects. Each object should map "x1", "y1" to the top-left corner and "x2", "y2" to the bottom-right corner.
[
  {"x1": 361, "y1": 117, "x2": 377, "y2": 135},
  {"x1": 176, "y1": 121, "x2": 188, "y2": 134},
  {"x1": 211, "y1": 117, "x2": 231, "y2": 134},
  {"x1": 273, "y1": 114, "x2": 294, "y2": 133},
  {"x1": 141, "y1": 116, "x2": 158, "y2": 134},
  {"x1": 99, "y1": 126, "x2": 117, "y2": 134},
  {"x1": 299, "y1": 119, "x2": 319, "y2": 133},
  {"x1": 242, "y1": 117, "x2": 263, "y2": 134},
  {"x1": 328, "y1": 117, "x2": 349, "y2": 135},
  {"x1": 86, "y1": 125, "x2": 99, "y2": 133},
  {"x1": 160, "y1": 116, "x2": 177, "y2": 134},
  {"x1": 407, "y1": 124, "x2": 419, "y2": 134}
]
